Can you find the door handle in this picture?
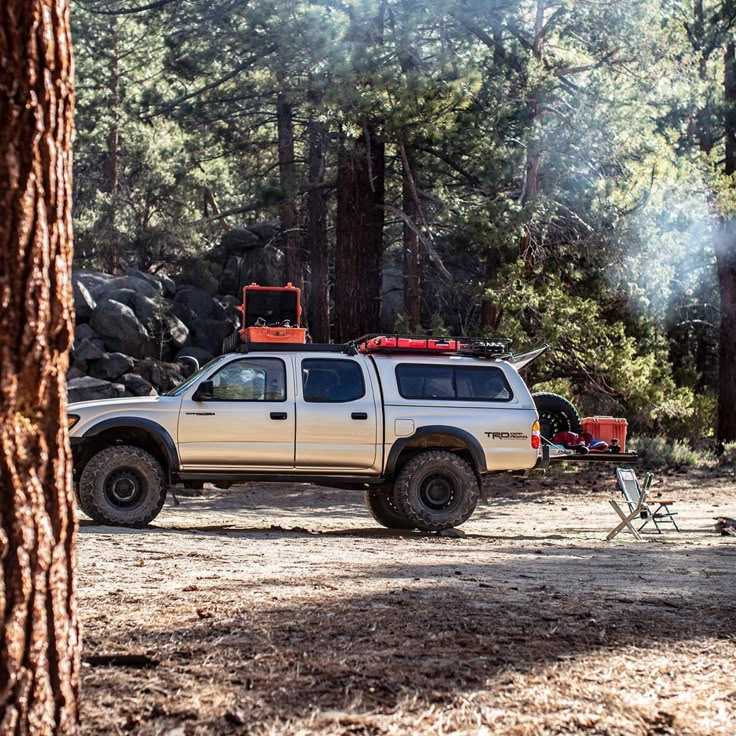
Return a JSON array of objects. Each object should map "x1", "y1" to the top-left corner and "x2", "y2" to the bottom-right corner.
[
  {"x1": 351, "y1": 412, "x2": 368, "y2": 420},
  {"x1": 270, "y1": 412, "x2": 288, "y2": 420}
]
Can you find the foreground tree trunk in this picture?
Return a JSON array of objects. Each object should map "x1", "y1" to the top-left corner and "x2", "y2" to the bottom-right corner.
[
  {"x1": 0, "y1": 1, "x2": 80, "y2": 734},
  {"x1": 335, "y1": 129, "x2": 385, "y2": 341}
]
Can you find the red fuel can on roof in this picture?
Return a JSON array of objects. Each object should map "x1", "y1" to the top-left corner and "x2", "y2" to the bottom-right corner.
[{"x1": 359, "y1": 336, "x2": 460, "y2": 352}]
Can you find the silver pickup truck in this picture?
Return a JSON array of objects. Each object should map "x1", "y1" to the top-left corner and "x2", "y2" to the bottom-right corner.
[{"x1": 68, "y1": 342, "x2": 547, "y2": 531}]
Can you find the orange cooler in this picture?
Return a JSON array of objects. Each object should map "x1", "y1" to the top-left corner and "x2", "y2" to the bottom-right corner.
[{"x1": 581, "y1": 417, "x2": 628, "y2": 451}]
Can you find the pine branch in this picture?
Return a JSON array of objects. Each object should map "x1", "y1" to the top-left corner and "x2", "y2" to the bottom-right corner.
[
  {"x1": 82, "y1": 0, "x2": 178, "y2": 16},
  {"x1": 149, "y1": 47, "x2": 278, "y2": 117}
]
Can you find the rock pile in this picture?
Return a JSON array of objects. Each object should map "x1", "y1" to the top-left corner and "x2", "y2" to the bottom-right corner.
[{"x1": 69, "y1": 269, "x2": 239, "y2": 402}]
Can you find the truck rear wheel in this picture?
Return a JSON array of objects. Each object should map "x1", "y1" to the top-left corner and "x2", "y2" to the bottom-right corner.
[
  {"x1": 364, "y1": 489, "x2": 412, "y2": 529},
  {"x1": 391, "y1": 451, "x2": 479, "y2": 531},
  {"x1": 78, "y1": 445, "x2": 167, "y2": 527}
]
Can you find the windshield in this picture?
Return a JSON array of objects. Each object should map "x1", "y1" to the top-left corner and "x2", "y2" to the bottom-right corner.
[{"x1": 165, "y1": 356, "x2": 225, "y2": 397}]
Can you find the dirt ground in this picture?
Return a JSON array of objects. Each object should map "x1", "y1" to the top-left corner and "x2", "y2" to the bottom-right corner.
[{"x1": 77, "y1": 465, "x2": 736, "y2": 736}]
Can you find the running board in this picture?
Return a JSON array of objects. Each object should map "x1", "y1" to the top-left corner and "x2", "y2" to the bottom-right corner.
[{"x1": 176, "y1": 472, "x2": 386, "y2": 486}]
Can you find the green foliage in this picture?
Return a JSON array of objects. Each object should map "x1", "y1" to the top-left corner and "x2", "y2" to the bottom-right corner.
[
  {"x1": 70, "y1": 0, "x2": 729, "y2": 437},
  {"x1": 492, "y1": 263, "x2": 686, "y2": 430},
  {"x1": 720, "y1": 442, "x2": 736, "y2": 466},
  {"x1": 72, "y1": 6, "x2": 214, "y2": 269},
  {"x1": 628, "y1": 436, "x2": 717, "y2": 469}
]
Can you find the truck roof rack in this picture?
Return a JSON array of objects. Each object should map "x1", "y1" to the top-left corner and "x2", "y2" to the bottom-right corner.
[
  {"x1": 221, "y1": 333, "x2": 514, "y2": 359},
  {"x1": 233, "y1": 340, "x2": 359, "y2": 355},
  {"x1": 355, "y1": 334, "x2": 513, "y2": 358}
]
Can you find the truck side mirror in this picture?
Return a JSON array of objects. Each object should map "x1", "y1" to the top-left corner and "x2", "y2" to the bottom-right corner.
[{"x1": 193, "y1": 380, "x2": 214, "y2": 402}]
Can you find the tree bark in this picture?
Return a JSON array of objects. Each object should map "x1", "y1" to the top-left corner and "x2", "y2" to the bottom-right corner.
[
  {"x1": 335, "y1": 128, "x2": 385, "y2": 341},
  {"x1": 479, "y1": 251, "x2": 503, "y2": 332},
  {"x1": 101, "y1": 19, "x2": 120, "y2": 272},
  {"x1": 277, "y1": 91, "x2": 301, "y2": 287},
  {"x1": 0, "y1": 1, "x2": 79, "y2": 734},
  {"x1": 104, "y1": 21, "x2": 120, "y2": 200},
  {"x1": 519, "y1": 0, "x2": 546, "y2": 272},
  {"x1": 717, "y1": 40, "x2": 736, "y2": 442},
  {"x1": 305, "y1": 122, "x2": 330, "y2": 342},
  {"x1": 401, "y1": 141, "x2": 421, "y2": 330},
  {"x1": 692, "y1": 0, "x2": 714, "y2": 152}
]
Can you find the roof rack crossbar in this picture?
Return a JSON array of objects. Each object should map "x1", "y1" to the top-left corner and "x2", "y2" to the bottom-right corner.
[{"x1": 236, "y1": 341, "x2": 358, "y2": 355}]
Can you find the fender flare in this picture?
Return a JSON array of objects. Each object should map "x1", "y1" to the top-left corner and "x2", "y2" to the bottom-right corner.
[
  {"x1": 82, "y1": 417, "x2": 180, "y2": 472},
  {"x1": 384, "y1": 425, "x2": 487, "y2": 480}
]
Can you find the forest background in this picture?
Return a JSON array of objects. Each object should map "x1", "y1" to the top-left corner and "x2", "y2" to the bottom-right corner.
[{"x1": 71, "y1": 0, "x2": 736, "y2": 444}]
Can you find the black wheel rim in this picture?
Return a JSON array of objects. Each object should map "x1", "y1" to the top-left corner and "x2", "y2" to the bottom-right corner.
[
  {"x1": 104, "y1": 469, "x2": 145, "y2": 508},
  {"x1": 419, "y1": 473, "x2": 457, "y2": 511}
]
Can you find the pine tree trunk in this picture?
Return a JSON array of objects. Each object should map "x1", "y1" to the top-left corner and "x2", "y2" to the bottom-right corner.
[
  {"x1": 335, "y1": 128, "x2": 385, "y2": 341},
  {"x1": 0, "y1": 2, "x2": 79, "y2": 734},
  {"x1": 277, "y1": 91, "x2": 301, "y2": 287},
  {"x1": 401, "y1": 142, "x2": 421, "y2": 330},
  {"x1": 715, "y1": 240, "x2": 736, "y2": 442},
  {"x1": 717, "y1": 40, "x2": 736, "y2": 442},
  {"x1": 105, "y1": 22, "x2": 120, "y2": 199},
  {"x1": 102, "y1": 20, "x2": 120, "y2": 272},
  {"x1": 519, "y1": 0, "x2": 546, "y2": 272},
  {"x1": 479, "y1": 252, "x2": 503, "y2": 332},
  {"x1": 692, "y1": 0, "x2": 714, "y2": 152},
  {"x1": 305, "y1": 122, "x2": 330, "y2": 342}
]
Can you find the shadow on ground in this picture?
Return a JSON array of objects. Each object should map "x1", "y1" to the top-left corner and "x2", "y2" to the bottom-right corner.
[{"x1": 80, "y1": 549, "x2": 736, "y2": 735}]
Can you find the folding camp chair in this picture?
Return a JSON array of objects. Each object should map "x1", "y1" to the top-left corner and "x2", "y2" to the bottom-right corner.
[{"x1": 606, "y1": 468, "x2": 679, "y2": 540}]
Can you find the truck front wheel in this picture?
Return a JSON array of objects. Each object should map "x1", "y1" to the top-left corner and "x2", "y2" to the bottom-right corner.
[
  {"x1": 364, "y1": 489, "x2": 412, "y2": 529},
  {"x1": 78, "y1": 445, "x2": 167, "y2": 527},
  {"x1": 391, "y1": 451, "x2": 479, "y2": 531}
]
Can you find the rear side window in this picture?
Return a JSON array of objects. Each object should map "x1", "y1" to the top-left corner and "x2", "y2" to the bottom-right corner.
[
  {"x1": 302, "y1": 359, "x2": 365, "y2": 402},
  {"x1": 396, "y1": 364, "x2": 513, "y2": 402}
]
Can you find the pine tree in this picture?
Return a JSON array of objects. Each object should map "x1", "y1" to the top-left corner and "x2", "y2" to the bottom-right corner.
[{"x1": 0, "y1": 0, "x2": 80, "y2": 732}]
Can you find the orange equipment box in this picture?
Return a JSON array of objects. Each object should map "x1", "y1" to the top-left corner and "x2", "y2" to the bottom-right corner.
[
  {"x1": 581, "y1": 416, "x2": 628, "y2": 452},
  {"x1": 238, "y1": 282, "x2": 305, "y2": 344},
  {"x1": 243, "y1": 325, "x2": 307, "y2": 343}
]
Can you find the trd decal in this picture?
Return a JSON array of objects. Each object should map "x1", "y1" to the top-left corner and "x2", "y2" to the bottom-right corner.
[{"x1": 485, "y1": 431, "x2": 528, "y2": 440}]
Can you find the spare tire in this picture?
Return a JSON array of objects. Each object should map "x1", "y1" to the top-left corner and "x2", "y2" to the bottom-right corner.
[{"x1": 532, "y1": 392, "x2": 581, "y2": 441}]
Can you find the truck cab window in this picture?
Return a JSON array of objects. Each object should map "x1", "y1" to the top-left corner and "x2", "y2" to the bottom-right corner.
[
  {"x1": 302, "y1": 359, "x2": 365, "y2": 402},
  {"x1": 396, "y1": 363, "x2": 513, "y2": 402},
  {"x1": 210, "y1": 358, "x2": 286, "y2": 401}
]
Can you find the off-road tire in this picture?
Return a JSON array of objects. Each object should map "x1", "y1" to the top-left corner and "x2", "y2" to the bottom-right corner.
[
  {"x1": 532, "y1": 392, "x2": 581, "y2": 441},
  {"x1": 78, "y1": 445, "x2": 167, "y2": 527},
  {"x1": 391, "y1": 451, "x2": 479, "y2": 531},
  {"x1": 364, "y1": 489, "x2": 412, "y2": 529}
]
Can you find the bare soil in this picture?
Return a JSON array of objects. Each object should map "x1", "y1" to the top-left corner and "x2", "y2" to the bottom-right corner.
[{"x1": 77, "y1": 466, "x2": 736, "y2": 735}]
